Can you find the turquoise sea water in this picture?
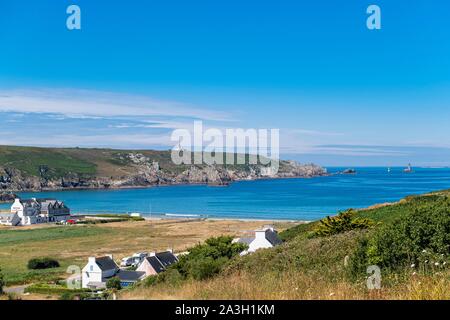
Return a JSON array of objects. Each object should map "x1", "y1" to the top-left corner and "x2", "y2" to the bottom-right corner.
[{"x1": 3, "y1": 167, "x2": 450, "y2": 221}]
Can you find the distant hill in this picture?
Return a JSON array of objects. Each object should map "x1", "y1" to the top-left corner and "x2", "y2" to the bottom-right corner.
[{"x1": 0, "y1": 145, "x2": 326, "y2": 192}]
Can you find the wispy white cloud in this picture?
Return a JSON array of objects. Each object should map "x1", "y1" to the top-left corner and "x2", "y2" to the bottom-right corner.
[
  {"x1": 0, "y1": 88, "x2": 231, "y2": 122},
  {"x1": 2, "y1": 88, "x2": 446, "y2": 164},
  {"x1": 0, "y1": 132, "x2": 172, "y2": 149}
]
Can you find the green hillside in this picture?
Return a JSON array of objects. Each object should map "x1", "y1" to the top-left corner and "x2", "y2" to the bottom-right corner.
[
  {"x1": 0, "y1": 146, "x2": 178, "y2": 178},
  {"x1": 122, "y1": 190, "x2": 450, "y2": 300},
  {"x1": 0, "y1": 145, "x2": 308, "y2": 178},
  {"x1": 0, "y1": 146, "x2": 96, "y2": 178}
]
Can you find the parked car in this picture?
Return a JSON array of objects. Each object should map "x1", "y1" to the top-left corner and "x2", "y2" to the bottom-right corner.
[
  {"x1": 121, "y1": 252, "x2": 148, "y2": 267},
  {"x1": 120, "y1": 256, "x2": 134, "y2": 267}
]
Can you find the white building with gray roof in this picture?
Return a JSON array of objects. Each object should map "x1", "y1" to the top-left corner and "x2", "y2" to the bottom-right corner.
[
  {"x1": 82, "y1": 255, "x2": 146, "y2": 289},
  {"x1": 0, "y1": 198, "x2": 71, "y2": 226},
  {"x1": 233, "y1": 225, "x2": 283, "y2": 255}
]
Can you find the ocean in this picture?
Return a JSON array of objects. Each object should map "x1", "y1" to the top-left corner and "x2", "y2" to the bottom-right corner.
[{"x1": 3, "y1": 167, "x2": 450, "y2": 221}]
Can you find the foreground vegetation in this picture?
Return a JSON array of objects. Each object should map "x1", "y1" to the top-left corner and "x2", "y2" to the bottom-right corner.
[{"x1": 121, "y1": 190, "x2": 450, "y2": 300}]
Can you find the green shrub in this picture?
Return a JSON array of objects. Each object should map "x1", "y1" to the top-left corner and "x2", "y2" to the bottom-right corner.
[
  {"x1": 143, "y1": 275, "x2": 158, "y2": 287},
  {"x1": 5, "y1": 269, "x2": 64, "y2": 286},
  {"x1": 59, "y1": 292, "x2": 76, "y2": 300},
  {"x1": 187, "y1": 257, "x2": 228, "y2": 280},
  {"x1": 27, "y1": 258, "x2": 60, "y2": 270},
  {"x1": 106, "y1": 277, "x2": 122, "y2": 290},
  {"x1": 59, "y1": 291, "x2": 96, "y2": 300},
  {"x1": 172, "y1": 236, "x2": 247, "y2": 281},
  {"x1": 25, "y1": 283, "x2": 90, "y2": 295},
  {"x1": 350, "y1": 199, "x2": 450, "y2": 276},
  {"x1": 158, "y1": 269, "x2": 183, "y2": 286},
  {"x1": 312, "y1": 210, "x2": 374, "y2": 237}
]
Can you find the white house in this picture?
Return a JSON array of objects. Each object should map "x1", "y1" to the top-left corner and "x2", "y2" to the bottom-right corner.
[
  {"x1": 233, "y1": 225, "x2": 283, "y2": 255},
  {"x1": 0, "y1": 198, "x2": 71, "y2": 226},
  {"x1": 11, "y1": 198, "x2": 41, "y2": 225},
  {"x1": 82, "y1": 255, "x2": 146, "y2": 289},
  {"x1": 0, "y1": 212, "x2": 21, "y2": 226},
  {"x1": 136, "y1": 250, "x2": 178, "y2": 277}
]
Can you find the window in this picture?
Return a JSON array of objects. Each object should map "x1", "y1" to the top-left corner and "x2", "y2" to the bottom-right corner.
[{"x1": 90, "y1": 265, "x2": 93, "y2": 271}]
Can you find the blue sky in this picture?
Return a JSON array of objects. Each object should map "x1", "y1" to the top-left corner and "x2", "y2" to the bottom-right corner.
[{"x1": 0, "y1": 0, "x2": 449, "y2": 166}]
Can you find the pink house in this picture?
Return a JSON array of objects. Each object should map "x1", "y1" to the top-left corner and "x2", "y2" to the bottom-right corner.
[{"x1": 136, "y1": 250, "x2": 178, "y2": 276}]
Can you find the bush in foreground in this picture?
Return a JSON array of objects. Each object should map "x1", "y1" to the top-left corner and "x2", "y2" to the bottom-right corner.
[
  {"x1": 312, "y1": 210, "x2": 374, "y2": 237},
  {"x1": 27, "y1": 258, "x2": 60, "y2": 270},
  {"x1": 350, "y1": 198, "x2": 450, "y2": 277},
  {"x1": 141, "y1": 236, "x2": 247, "y2": 288},
  {"x1": 106, "y1": 277, "x2": 122, "y2": 290},
  {"x1": 173, "y1": 236, "x2": 247, "y2": 280}
]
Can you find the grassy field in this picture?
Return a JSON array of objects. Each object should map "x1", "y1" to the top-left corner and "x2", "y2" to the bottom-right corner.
[
  {"x1": 120, "y1": 190, "x2": 450, "y2": 300},
  {"x1": 0, "y1": 219, "x2": 296, "y2": 286}
]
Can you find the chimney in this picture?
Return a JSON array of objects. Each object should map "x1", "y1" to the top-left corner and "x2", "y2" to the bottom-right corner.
[
  {"x1": 149, "y1": 252, "x2": 156, "y2": 257},
  {"x1": 106, "y1": 254, "x2": 113, "y2": 260},
  {"x1": 167, "y1": 248, "x2": 173, "y2": 253},
  {"x1": 88, "y1": 257, "x2": 96, "y2": 264},
  {"x1": 255, "y1": 229, "x2": 267, "y2": 241}
]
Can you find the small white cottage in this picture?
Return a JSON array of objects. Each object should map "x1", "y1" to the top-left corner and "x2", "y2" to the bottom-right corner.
[
  {"x1": 233, "y1": 225, "x2": 283, "y2": 255},
  {"x1": 82, "y1": 255, "x2": 146, "y2": 289}
]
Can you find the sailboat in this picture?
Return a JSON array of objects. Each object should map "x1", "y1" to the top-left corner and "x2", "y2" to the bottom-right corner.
[
  {"x1": 404, "y1": 163, "x2": 413, "y2": 173},
  {"x1": 387, "y1": 167, "x2": 391, "y2": 173}
]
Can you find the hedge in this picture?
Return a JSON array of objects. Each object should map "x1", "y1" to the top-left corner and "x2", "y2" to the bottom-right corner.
[
  {"x1": 27, "y1": 258, "x2": 60, "y2": 270},
  {"x1": 25, "y1": 284, "x2": 91, "y2": 295}
]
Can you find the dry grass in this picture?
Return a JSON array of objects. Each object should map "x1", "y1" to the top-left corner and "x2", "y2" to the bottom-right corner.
[
  {"x1": 0, "y1": 219, "x2": 295, "y2": 285},
  {"x1": 120, "y1": 269, "x2": 450, "y2": 300}
]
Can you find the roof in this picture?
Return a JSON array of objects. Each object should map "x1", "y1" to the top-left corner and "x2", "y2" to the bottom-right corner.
[
  {"x1": 234, "y1": 228, "x2": 283, "y2": 247},
  {"x1": 36, "y1": 198, "x2": 58, "y2": 203},
  {"x1": 0, "y1": 213, "x2": 17, "y2": 219},
  {"x1": 38, "y1": 199, "x2": 68, "y2": 210},
  {"x1": 265, "y1": 230, "x2": 282, "y2": 246},
  {"x1": 144, "y1": 251, "x2": 178, "y2": 274},
  {"x1": 235, "y1": 237, "x2": 254, "y2": 245},
  {"x1": 95, "y1": 256, "x2": 118, "y2": 271},
  {"x1": 115, "y1": 270, "x2": 145, "y2": 282},
  {"x1": 0, "y1": 213, "x2": 18, "y2": 223},
  {"x1": 145, "y1": 256, "x2": 166, "y2": 274},
  {"x1": 19, "y1": 199, "x2": 40, "y2": 206},
  {"x1": 155, "y1": 251, "x2": 178, "y2": 267}
]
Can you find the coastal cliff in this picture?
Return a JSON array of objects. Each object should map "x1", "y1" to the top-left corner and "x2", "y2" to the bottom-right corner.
[{"x1": 0, "y1": 146, "x2": 326, "y2": 192}]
